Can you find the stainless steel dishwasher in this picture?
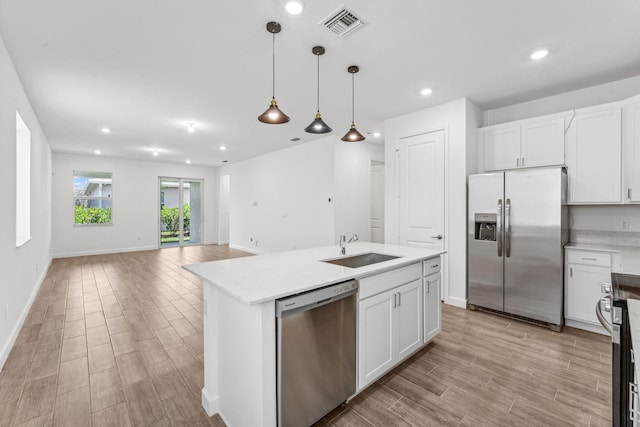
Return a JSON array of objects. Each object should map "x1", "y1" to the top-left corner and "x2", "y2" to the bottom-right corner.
[{"x1": 276, "y1": 280, "x2": 357, "y2": 427}]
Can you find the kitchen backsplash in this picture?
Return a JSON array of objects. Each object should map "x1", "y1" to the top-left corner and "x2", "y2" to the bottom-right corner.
[{"x1": 570, "y1": 205, "x2": 640, "y2": 246}]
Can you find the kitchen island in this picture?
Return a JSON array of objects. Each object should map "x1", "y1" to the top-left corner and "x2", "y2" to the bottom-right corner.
[{"x1": 184, "y1": 242, "x2": 445, "y2": 427}]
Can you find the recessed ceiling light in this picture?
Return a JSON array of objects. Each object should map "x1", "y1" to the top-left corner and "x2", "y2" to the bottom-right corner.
[
  {"x1": 101, "y1": 128, "x2": 111, "y2": 134},
  {"x1": 186, "y1": 159, "x2": 191, "y2": 164},
  {"x1": 530, "y1": 49, "x2": 549, "y2": 60},
  {"x1": 373, "y1": 132, "x2": 381, "y2": 138},
  {"x1": 153, "y1": 150, "x2": 159, "y2": 157},
  {"x1": 219, "y1": 145, "x2": 227, "y2": 151},
  {"x1": 420, "y1": 88, "x2": 433, "y2": 96},
  {"x1": 94, "y1": 149, "x2": 101, "y2": 155},
  {"x1": 187, "y1": 123, "x2": 195, "y2": 133},
  {"x1": 285, "y1": 1, "x2": 304, "y2": 15}
]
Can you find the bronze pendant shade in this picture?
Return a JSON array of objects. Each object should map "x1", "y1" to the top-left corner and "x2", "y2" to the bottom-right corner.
[
  {"x1": 258, "y1": 22, "x2": 290, "y2": 124},
  {"x1": 305, "y1": 46, "x2": 332, "y2": 134},
  {"x1": 341, "y1": 65, "x2": 365, "y2": 142}
]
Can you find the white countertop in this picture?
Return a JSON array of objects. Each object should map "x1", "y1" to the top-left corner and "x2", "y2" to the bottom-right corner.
[
  {"x1": 565, "y1": 242, "x2": 640, "y2": 275},
  {"x1": 183, "y1": 242, "x2": 445, "y2": 305}
]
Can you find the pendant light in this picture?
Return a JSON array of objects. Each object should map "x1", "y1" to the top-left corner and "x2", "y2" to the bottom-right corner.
[
  {"x1": 341, "y1": 65, "x2": 365, "y2": 142},
  {"x1": 258, "y1": 22, "x2": 290, "y2": 124},
  {"x1": 304, "y1": 46, "x2": 332, "y2": 134}
]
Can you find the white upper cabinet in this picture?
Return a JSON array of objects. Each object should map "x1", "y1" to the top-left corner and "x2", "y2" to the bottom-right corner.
[
  {"x1": 521, "y1": 118, "x2": 566, "y2": 168},
  {"x1": 565, "y1": 103, "x2": 622, "y2": 204},
  {"x1": 481, "y1": 125, "x2": 521, "y2": 171},
  {"x1": 623, "y1": 97, "x2": 640, "y2": 203},
  {"x1": 479, "y1": 115, "x2": 566, "y2": 172}
]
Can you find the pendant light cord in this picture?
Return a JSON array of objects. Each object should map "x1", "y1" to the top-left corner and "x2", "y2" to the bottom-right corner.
[
  {"x1": 351, "y1": 73, "x2": 355, "y2": 123},
  {"x1": 272, "y1": 33, "x2": 276, "y2": 99},
  {"x1": 316, "y1": 54, "x2": 320, "y2": 112}
]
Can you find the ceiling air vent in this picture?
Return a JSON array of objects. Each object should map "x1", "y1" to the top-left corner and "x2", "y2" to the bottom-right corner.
[{"x1": 321, "y1": 8, "x2": 365, "y2": 38}]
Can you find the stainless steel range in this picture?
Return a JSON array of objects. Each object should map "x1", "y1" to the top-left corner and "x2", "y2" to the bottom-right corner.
[{"x1": 597, "y1": 272, "x2": 640, "y2": 426}]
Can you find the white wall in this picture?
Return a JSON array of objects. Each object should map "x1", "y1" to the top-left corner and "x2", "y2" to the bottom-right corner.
[
  {"x1": 334, "y1": 142, "x2": 385, "y2": 243},
  {"x1": 52, "y1": 153, "x2": 217, "y2": 257},
  {"x1": 570, "y1": 205, "x2": 640, "y2": 246},
  {"x1": 485, "y1": 75, "x2": 640, "y2": 125},
  {"x1": 384, "y1": 98, "x2": 481, "y2": 308},
  {"x1": 216, "y1": 137, "x2": 336, "y2": 254},
  {"x1": 215, "y1": 136, "x2": 383, "y2": 254},
  {"x1": 0, "y1": 35, "x2": 53, "y2": 368}
]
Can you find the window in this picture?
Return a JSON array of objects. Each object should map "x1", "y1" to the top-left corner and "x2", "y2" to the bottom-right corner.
[
  {"x1": 74, "y1": 171, "x2": 113, "y2": 225},
  {"x1": 16, "y1": 112, "x2": 31, "y2": 246}
]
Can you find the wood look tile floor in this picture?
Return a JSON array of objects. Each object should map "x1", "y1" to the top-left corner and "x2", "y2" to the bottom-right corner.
[
  {"x1": 316, "y1": 306, "x2": 612, "y2": 427},
  {"x1": 0, "y1": 245, "x2": 612, "y2": 426},
  {"x1": 0, "y1": 245, "x2": 249, "y2": 427}
]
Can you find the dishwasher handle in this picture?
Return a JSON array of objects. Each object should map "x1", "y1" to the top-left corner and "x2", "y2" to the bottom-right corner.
[{"x1": 276, "y1": 280, "x2": 358, "y2": 317}]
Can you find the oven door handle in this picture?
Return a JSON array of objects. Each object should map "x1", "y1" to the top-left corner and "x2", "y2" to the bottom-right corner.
[{"x1": 595, "y1": 295, "x2": 613, "y2": 335}]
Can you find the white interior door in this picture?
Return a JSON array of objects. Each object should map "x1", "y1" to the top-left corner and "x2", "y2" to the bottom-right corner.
[
  {"x1": 398, "y1": 130, "x2": 445, "y2": 249},
  {"x1": 370, "y1": 162, "x2": 385, "y2": 243}
]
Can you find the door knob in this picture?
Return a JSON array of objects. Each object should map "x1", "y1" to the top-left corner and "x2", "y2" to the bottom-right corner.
[{"x1": 431, "y1": 235, "x2": 443, "y2": 240}]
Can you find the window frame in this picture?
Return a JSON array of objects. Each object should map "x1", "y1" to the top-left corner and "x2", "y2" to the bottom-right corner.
[
  {"x1": 16, "y1": 112, "x2": 31, "y2": 247},
  {"x1": 73, "y1": 171, "x2": 113, "y2": 226}
]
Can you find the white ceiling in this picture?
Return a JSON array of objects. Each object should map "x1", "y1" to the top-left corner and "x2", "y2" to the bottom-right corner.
[{"x1": 0, "y1": 0, "x2": 639, "y2": 166}]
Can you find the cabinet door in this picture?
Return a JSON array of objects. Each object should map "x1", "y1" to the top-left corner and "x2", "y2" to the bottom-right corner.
[
  {"x1": 566, "y1": 263, "x2": 610, "y2": 324},
  {"x1": 624, "y1": 100, "x2": 640, "y2": 202},
  {"x1": 358, "y1": 291, "x2": 394, "y2": 389},
  {"x1": 396, "y1": 279, "x2": 423, "y2": 361},
  {"x1": 566, "y1": 106, "x2": 622, "y2": 203},
  {"x1": 520, "y1": 118, "x2": 565, "y2": 168},
  {"x1": 424, "y1": 273, "x2": 441, "y2": 343},
  {"x1": 481, "y1": 126, "x2": 521, "y2": 171}
]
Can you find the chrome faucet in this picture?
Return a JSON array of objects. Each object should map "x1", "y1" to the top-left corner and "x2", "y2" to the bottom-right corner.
[{"x1": 340, "y1": 233, "x2": 359, "y2": 255}]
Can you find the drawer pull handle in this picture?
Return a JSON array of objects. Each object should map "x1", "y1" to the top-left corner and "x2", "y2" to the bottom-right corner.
[
  {"x1": 581, "y1": 257, "x2": 598, "y2": 261},
  {"x1": 431, "y1": 264, "x2": 439, "y2": 268}
]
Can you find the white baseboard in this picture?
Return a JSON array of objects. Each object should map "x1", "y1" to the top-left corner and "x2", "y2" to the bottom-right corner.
[
  {"x1": 565, "y1": 318, "x2": 609, "y2": 336},
  {"x1": 0, "y1": 256, "x2": 52, "y2": 370},
  {"x1": 216, "y1": 240, "x2": 229, "y2": 245},
  {"x1": 445, "y1": 296, "x2": 467, "y2": 308},
  {"x1": 229, "y1": 244, "x2": 265, "y2": 255},
  {"x1": 201, "y1": 388, "x2": 219, "y2": 417},
  {"x1": 53, "y1": 245, "x2": 158, "y2": 259}
]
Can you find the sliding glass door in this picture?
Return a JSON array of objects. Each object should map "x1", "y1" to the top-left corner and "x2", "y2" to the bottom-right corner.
[{"x1": 159, "y1": 178, "x2": 203, "y2": 247}]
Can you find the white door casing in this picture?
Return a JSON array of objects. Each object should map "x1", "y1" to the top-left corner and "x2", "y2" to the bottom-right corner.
[
  {"x1": 398, "y1": 130, "x2": 445, "y2": 250},
  {"x1": 370, "y1": 162, "x2": 385, "y2": 243}
]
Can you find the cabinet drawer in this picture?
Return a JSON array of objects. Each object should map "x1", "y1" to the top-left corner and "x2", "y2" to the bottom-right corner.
[
  {"x1": 423, "y1": 257, "x2": 441, "y2": 276},
  {"x1": 359, "y1": 263, "x2": 422, "y2": 300},
  {"x1": 566, "y1": 250, "x2": 611, "y2": 267}
]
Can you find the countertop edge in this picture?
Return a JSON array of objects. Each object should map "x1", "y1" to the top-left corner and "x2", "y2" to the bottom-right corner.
[{"x1": 182, "y1": 245, "x2": 445, "y2": 305}]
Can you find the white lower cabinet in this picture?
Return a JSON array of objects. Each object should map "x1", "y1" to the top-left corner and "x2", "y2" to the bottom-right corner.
[
  {"x1": 424, "y1": 272, "x2": 441, "y2": 343},
  {"x1": 358, "y1": 257, "x2": 443, "y2": 391},
  {"x1": 358, "y1": 264, "x2": 423, "y2": 390},
  {"x1": 565, "y1": 248, "x2": 612, "y2": 328}
]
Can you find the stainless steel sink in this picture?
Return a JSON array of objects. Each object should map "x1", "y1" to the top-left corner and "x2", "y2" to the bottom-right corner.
[{"x1": 322, "y1": 252, "x2": 400, "y2": 268}]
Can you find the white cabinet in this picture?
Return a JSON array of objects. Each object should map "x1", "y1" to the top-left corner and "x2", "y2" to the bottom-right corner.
[
  {"x1": 422, "y1": 257, "x2": 441, "y2": 343},
  {"x1": 424, "y1": 272, "x2": 441, "y2": 343},
  {"x1": 481, "y1": 125, "x2": 520, "y2": 171},
  {"x1": 565, "y1": 249, "x2": 612, "y2": 328},
  {"x1": 624, "y1": 98, "x2": 640, "y2": 203},
  {"x1": 521, "y1": 118, "x2": 566, "y2": 168},
  {"x1": 565, "y1": 103, "x2": 622, "y2": 204},
  {"x1": 358, "y1": 263, "x2": 423, "y2": 390},
  {"x1": 479, "y1": 116, "x2": 565, "y2": 172}
]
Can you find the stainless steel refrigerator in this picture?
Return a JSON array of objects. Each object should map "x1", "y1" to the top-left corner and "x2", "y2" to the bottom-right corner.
[{"x1": 468, "y1": 167, "x2": 568, "y2": 329}]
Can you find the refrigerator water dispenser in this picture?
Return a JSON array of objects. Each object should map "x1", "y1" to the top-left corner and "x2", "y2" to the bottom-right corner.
[{"x1": 474, "y1": 213, "x2": 497, "y2": 241}]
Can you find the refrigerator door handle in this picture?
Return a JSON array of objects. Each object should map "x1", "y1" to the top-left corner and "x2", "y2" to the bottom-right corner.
[
  {"x1": 505, "y1": 198, "x2": 511, "y2": 258},
  {"x1": 497, "y1": 199, "x2": 503, "y2": 257}
]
